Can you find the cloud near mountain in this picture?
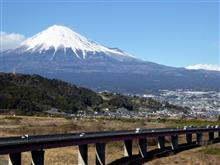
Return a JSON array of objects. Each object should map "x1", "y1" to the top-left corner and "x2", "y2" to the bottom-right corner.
[
  {"x1": 186, "y1": 64, "x2": 220, "y2": 72},
  {"x1": 0, "y1": 32, "x2": 26, "y2": 52}
]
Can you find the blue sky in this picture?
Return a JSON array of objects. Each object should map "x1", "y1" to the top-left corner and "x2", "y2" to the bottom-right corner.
[{"x1": 1, "y1": 0, "x2": 219, "y2": 67}]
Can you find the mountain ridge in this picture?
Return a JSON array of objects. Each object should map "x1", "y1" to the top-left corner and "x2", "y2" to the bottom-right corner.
[{"x1": 0, "y1": 25, "x2": 219, "y2": 93}]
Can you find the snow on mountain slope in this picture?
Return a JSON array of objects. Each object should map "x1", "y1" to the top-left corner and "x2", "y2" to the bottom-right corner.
[
  {"x1": 13, "y1": 25, "x2": 132, "y2": 60},
  {"x1": 1, "y1": 25, "x2": 219, "y2": 93}
]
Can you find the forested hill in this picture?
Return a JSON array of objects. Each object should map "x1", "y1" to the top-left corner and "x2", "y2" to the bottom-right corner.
[
  {"x1": 0, "y1": 72, "x2": 188, "y2": 115},
  {"x1": 0, "y1": 73, "x2": 103, "y2": 115}
]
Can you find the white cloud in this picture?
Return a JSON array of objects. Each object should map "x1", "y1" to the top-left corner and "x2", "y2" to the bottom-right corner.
[
  {"x1": 0, "y1": 31, "x2": 26, "y2": 52},
  {"x1": 186, "y1": 64, "x2": 220, "y2": 72}
]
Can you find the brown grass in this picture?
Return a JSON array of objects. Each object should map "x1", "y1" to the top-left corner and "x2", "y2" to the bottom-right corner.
[{"x1": 145, "y1": 143, "x2": 220, "y2": 165}]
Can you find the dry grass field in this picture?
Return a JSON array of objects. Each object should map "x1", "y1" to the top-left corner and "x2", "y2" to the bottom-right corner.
[
  {"x1": 146, "y1": 143, "x2": 220, "y2": 165},
  {"x1": 0, "y1": 115, "x2": 220, "y2": 165}
]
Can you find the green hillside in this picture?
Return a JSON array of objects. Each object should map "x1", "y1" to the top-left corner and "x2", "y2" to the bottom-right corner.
[{"x1": 0, "y1": 72, "x2": 188, "y2": 115}]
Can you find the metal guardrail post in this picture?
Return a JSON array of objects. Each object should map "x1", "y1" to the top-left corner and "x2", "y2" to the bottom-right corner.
[
  {"x1": 196, "y1": 133, "x2": 203, "y2": 145},
  {"x1": 186, "y1": 133, "x2": 192, "y2": 144},
  {"x1": 124, "y1": 139, "x2": 132, "y2": 157},
  {"x1": 8, "y1": 153, "x2": 21, "y2": 165},
  {"x1": 138, "y1": 138, "x2": 147, "y2": 158},
  {"x1": 78, "y1": 144, "x2": 88, "y2": 165},
  {"x1": 157, "y1": 136, "x2": 165, "y2": 149},
  {"x1": 171, "y1": 135, "x2": 178, "y2": 150},
  {"x1": 31, "y1": 150, "x2": 45, "y2": 165},
  {"x1": 208, "y1": 132, "x2": 214, "y2": 142},
  {"x1": 218, "y1": 126, "x2": 220, "y2": 139},
  {"x1": 95, "y1": 143, "x2": 106, "y2": 165}
]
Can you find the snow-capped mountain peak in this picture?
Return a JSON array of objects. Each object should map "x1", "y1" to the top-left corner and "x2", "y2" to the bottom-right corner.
[{"x1": 18, "y1": 25, "x2": 131, "y2": 59}]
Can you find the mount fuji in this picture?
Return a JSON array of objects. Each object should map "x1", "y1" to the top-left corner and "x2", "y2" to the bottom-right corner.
[{"x1": 0, "y1": 25, "x2": 219, "y2": 93}]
